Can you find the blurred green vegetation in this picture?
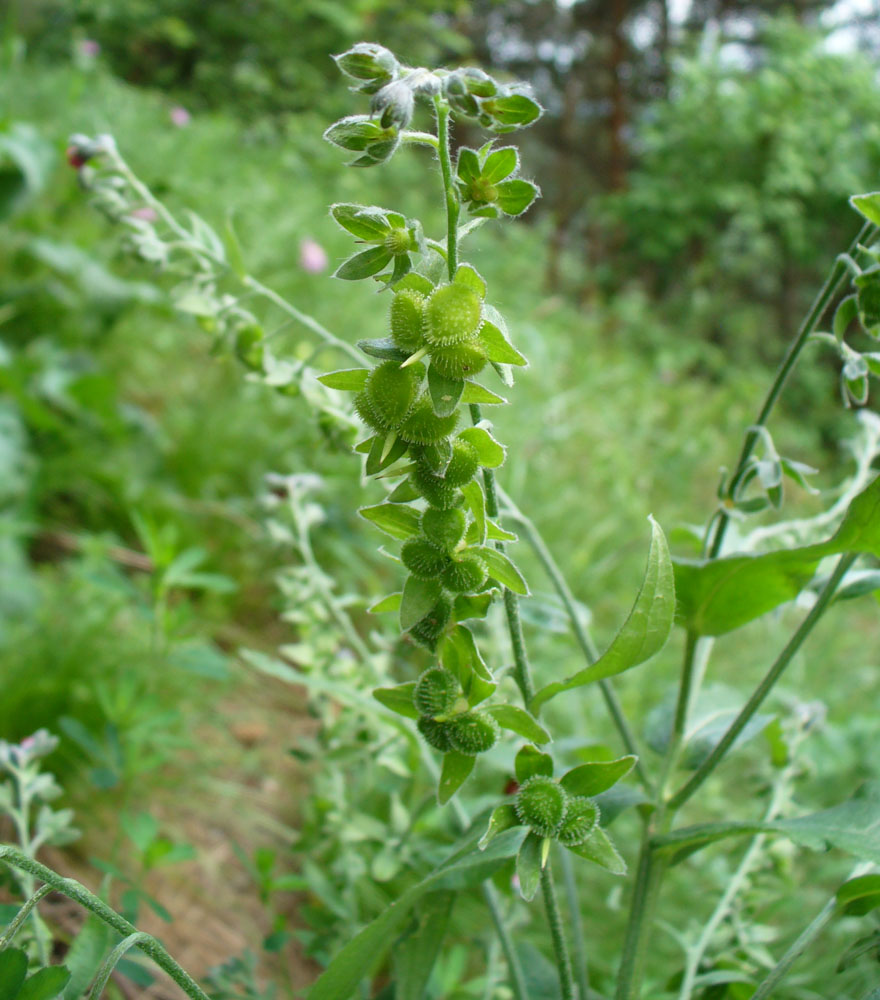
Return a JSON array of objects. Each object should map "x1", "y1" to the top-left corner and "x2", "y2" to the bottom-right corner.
[{"x1": 2, "y1": 6, "x2": 880, "y2": 997}]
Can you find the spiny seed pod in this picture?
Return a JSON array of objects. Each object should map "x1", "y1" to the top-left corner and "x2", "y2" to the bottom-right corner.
[
  {"x1": 444, "y1": 439, "x2": 480, "y2": 486},
  {"x1": 391, "y1": 289, "x2": 426, "y2": 352},
  {"x1": 365, "y1": 360, "x2": 422, "y2": 429},
  {"x1": 417, "y1": 715, "x2": 455, "y2": 752},
  {"x1": 413, "y1": 666, "x2": 459, "y2": 717},
  {"x1": 556, "y1": 796, "x2": 600, "y2": 847},
  {"x1": 424, "y1": 284, "x2": 482, "y2": 346},
  {"x1": 442, "y1": 553, "x2": 488, "y2": 593},
  {"x1": 429, "y1": 338, "x2": 487, "y2": 379},
  {"x1": 412, "y1": 440, "x2": 452, "y2": 474},
  {"x1": 421, "y1": 507, "x2": 467, "y2": 551},
  {"x1": 401, "y1": 537, "x2": 450, "y2": 580},
  {"x1": 448, "y1": 711, "x2": 499, "y2": 756},
  {"x1": 411, "y1": 465, "x2": 465, "y2": 510},
  {"x1": 515, "y1": 776, "x2": 569, "y2": 837},
  {"x1": 353, "y1": 390, "x2": 382, "y2": 431},
  {"x1": 408, "y1": 595, "x2": 453, "y2": 650},
  {"x1": 398, "y1": 395, "x2": 460, "y2": 445}
]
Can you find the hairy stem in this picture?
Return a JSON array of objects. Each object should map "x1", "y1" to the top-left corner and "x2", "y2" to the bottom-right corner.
[
  {"x1": 707, "y1": 220, "x2": 875, "y2": 559},
  {"x1": 434, "y1": 97, "x2": 459, "y2": 279},
  {"x1": 541, "y1": 856, "x2": 576, "y2": 1000},
  {"x1": 615, "y1": 827, "x2": 666, "y2": 1000},
  {"x1": 0, "y1": 883, "x2": 52, "y2": 949},
  {"x1": 89, "y1": 932, "x2": 152, "y2": 999},
  {"x1": 0, "y1": 848, "x2": 211, "y2": 1000},
  {"x1": 669, "y1": 551, "x2": 857, "y2": 811},
  {"x1": 559, "y1": 847, "x2": 591, "y2": 1000}
]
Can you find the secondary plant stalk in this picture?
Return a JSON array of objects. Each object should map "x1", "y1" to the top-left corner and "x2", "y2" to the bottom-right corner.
[{"x1": 541, "y1": 857, "x2": 576, "y2": 1000}]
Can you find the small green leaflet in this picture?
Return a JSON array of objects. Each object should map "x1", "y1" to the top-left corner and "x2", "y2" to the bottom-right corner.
[
  {"x1": 461, "y1": 381, "x2": 507, "y2": 406},
  {"x1": 515, "y1": 745, "x2": 553, "y2": 783},
  {"x1": 516, "y1": 831, "x2": 544, "y2": 901},
  {"x1": 479, "y1": 321, "x2": 527, "y2": 366},
  {"x1": 317, "y1": 368, "x2": 369, "y2": 391},
  {"x1": 486, "y1": 704, "x2": 550, "y2": 744},
  {"x1": 400, "y1": 576, "x2": 442, "y2": 631},
  {"x1": 559, "y1": 756, "x2": 636, "y2": 797},
  {"x1": 565, "y1": 827, "x2": 627, "y2": 875},
  {"x1": 473, "y1": 545, "x2": 529, "y2": 595},
  {"x1": 479, "y1": 804, "x2": 521, "y2": 849},
  {"x1": 369, "y1": 592, "x2": 401, "y2": 613},
  {"x1": 837, "y1": 874, "x2": 880, "y2": 915},
  {"x1": 850, "y1": 192, "x2": 880, "y2": 228},
  {"x1": 373, "y1": 683, "x2": 419, "y2": 719},
  {"x1": 531, "y1": 517, "x2": 673, "y2": 712},
  {"x1": 428, "y1": 365, "x2": 464, "y2": 417},
  {"x1": 335, "y1": 245, "x2": 392, "y2": 280},
  {"x1": 461, "y1": 481, "x2": 486, "y2": 544},
  {"x1": 438, "y1": 751, "x2": 475, "y2": 804},
  {"x1": 458, "y1": 426, "x2": 505, "y2": 467},
  {"x1": 358, "y1": 503, "x2": 421, "y2": 540}
]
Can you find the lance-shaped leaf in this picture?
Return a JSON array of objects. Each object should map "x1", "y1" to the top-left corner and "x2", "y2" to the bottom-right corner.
[
  {"x1": 531, "y1": 517, "x2": 673, "y2": 712},
  {"x1": 479, "y1": 804, "x2": 521, "y2": 850},
  {"x1": 566, "y1": 828, "x2": 627, "y2": 875},
  {"x1": 369, "y1": 592, "x2": 401, "y2": 613},
  {"x1": 461, "y1": 382, "x2": 507, "y2": 406},
  {"x1": 317, "y1": 368, "x2": 370, "y2": 391},
  {"x1": 486, "y1": 704, "x2": 550, "y2": 744},
  {"x1": 428, "y1": 365, "x2": 464, "y2": 417},
  {"x1": 373, "y1": 682, "x2": 419, "y2": 719},
  {"x1": 515, "y1": 745, "x2": 553, "y2": 784},
  {"x1": 473, "y1": 546, "x2": 529, "y2": 595},
  {"x1": 335, "y1": 245, "x2": 393, "y2": 280},
  {"x1": 392, "y1": 893, "x2": 455, "y2": 1000},
  {"x1": 330, "y1": 203, "x2": 393, "y2": 241},
  {"x1": 516, "y1": 831, "x2": 544, "y2": 901},
  {"x1": 359, "y1": 503, "x2": 421, "y2": 540},
  {"x1": 462, "y1": 481, "x2": 486, "y2": 544},
  {"x1": 479, "y1": 320, "x2": 527, "y2": 365},
  {"x1": 850, "y1": 191, "x2": 880, "y2": 227},
  {"x1": 400, "y1": 576, "x2": 442, "y2": 631},
  {"x1": 438, "y1": 751, "x2": 475, "y2": 804},
  {"x1": 837, "y1": 874, "x2": 880, "y2": 915},
  {"x1": 458, "y1": 426, "x2": 506, "y2": 467},
  {"x1": 559, "y1": 756, "x2": 636, "y2": 797}
]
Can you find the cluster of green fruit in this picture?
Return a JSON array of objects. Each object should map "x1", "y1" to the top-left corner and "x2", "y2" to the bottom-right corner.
[
  {"x1": 514, "y1": 776, "x2": 600, "y2": 847},
  {"x1": 412, "y1": 667, "x2": 499, "y2": 756}
]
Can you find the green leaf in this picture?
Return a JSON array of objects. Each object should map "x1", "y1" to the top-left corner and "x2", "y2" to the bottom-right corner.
[
  {"x1": 478, "y1": 804, "x2": 521, "y2": 850},
  {"x1": 458, "y1": 427, "x2": 506, "y2": 467},
  {"x1": 481, "y1": 147, "x2": 519, "y2": 183},
  {"x1": 453, "y1": 592, "x2": 493, "y2": 623},
  {"x1": 495, "y1": 179, "x2": 540, "y2": 217},
  {"x1": 486, "y1": 93, "x2": 543, "y2": 130},
  {"x1": 487, "y1": 519, "x2": 516, "y2": 542},
  {"x1": 479, "y1": 321, "x2": 527, "y2": 366},
  {"x1": 515, "y1": 745, "x2": 554, "y2": 784},
  {"x1": 566, "y1": 827, "x2": 627, "y2": 875},
  {"x1": 306, "y1": 829, "x2": 524, "y2": 1000},
  {"x1": 358, "y1": 503, "x2": 421, "y2": 540},
  {"x1": 369, "y1": 592, "x2": 401, "y2": 613},
  {"x1": 373, "y1": 683, "x2": 419, "y2": 720},
  {"x1": 62, "y1": 916, "x2": 111, "y2": 1000},
  {"x1": 473, "y1": 546, "x2": 529, "y2": 595},
  {"x1": 560, "y1": 757, "x2": 637, "y2": 797},
  {"x1": 392, "y1": 893, "x2": 455, "y2": 1000},
  {"x1": 456, "y1": 147, "x2": 481, "y2": 184},
  {"x1": 0, "y1": 950, "x2": 28, "y2": 999},
  {"x1": 394, "y1": 273, "x2": 434, "y2": 296},
  {"x1": 400, "y1": 576, "x2": 442, "y2": 631},
  {"x1": 850, "y1": 192, "x2": 880, "y2": 227},
  {"x1": 441, "y1": 625, "x2": 495, "y2": 706},
  {"x1": 428, "y1": 365, "x2": 464, "y2": 417},
  {"x1": 365, "y1": 433, "x2": 409, "y2": 476},
  {"x1": 461, "y1": 481, "x2": 486, "y2": 545},
  {"x1": 18, "y1": 968, "x2": 72, "y2": 1000},
  {"x1": 516, "y1": 832, "x2": 544, "y2": 901},
  {"x1": 487, "y1": 705, "x2": 550, "y2": 744},
  {"x1": 531, "y1": 517, "x2": 674, "y2": 712},
  {"x1": 317, "y1": 368, "x2": 370, "y2": 391},
  {"x1": 453, "y1": 264, "x2": 487, "y2": 299},
  {"x1": 438, "y1": 752, "x2": 475, "y2": 804},
  {"x1": 461, "y1": 381, "x2": 507, "y2": 405},
  {"x1": 386, "y1": 478, "x2": 422, "y2": 503},
  {"x1": 335, "y1": 245, "x2": 393, "y2": 280},
  {"x1": 837, "y1": 874, "x2": 880, "y2": 915},
  {"x1": 330, "y1": 203, "x2": 392, "y2": 241},
  {"x1": 356, "y1": 337, "x2": 410, "y2": 361}
]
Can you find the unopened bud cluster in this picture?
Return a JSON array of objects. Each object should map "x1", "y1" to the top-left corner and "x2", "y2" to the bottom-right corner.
[
  {"x1": 413, "y1": 668, "x2": 498, "y2": 756},
  {"x1": 515, "y1": 776, "x2": 599, "y2": 846}
]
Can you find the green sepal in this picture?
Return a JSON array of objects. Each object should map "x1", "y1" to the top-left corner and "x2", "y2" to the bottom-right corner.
[
  {"x1": 559, "y1": 756, "x2": 637, "y2": 797},
  {"x1": 516, "y1": 831, "x2": 544, "y2": 901},
  {"x1": 438, "y1": 751, "x2": 475, "y2": 804},
  {"x1": 458, "y1": 427, "x2": 505, "y2": 467},
  {"x1": 486, "y1": 704, "x2": 550, "y2": 744},
  {"x1": 495, "y1": 179, "x2": 540, "y2": 217},
  {"x1": 401, "y1": 576, "x2": 442, "y2": 631},
  {"x1": 456, "y1": 147, "x2": 481, "y2": 184},
  {"x1": 452, "y1": 592, "x2": 493, "y2": 623},
  {"x1": 335, "y1": 245, "x2": 393, "y2": 280},
  {"x1": 366, "y1": 433, "x2": 409, "y2": 475},
  {"x1": 515, "y1": 745, "x2": 554, "y2": 784},
  {"x1": 369, "y1": 593, "x2": 402, "y2": 613},
  {"x1": 481, "y1": 147, "x2": 519, "y2": 183},
  {"x1": 317, "y1": 368, "x2": 370, "y2": 391},
  {"x1": 461, "y1": 481, "x2": 486, "y2": 544},
  {"x1": 454, "y1": 264, "x2": 487, "y2": 299},
  {"x1": 428, "y1": 365, "x2": 464, "y2": 417},
  {"x1": 387, "y1": 479, "x2": 422, "y2": 502},
  {"x1": 394, "y1": 273, "x2": 435, "y2": 295},
  {"x1": 373, "y1": 683, "x2": 420, "y2": 719},
  {"x1": 487, "y1": 519, "x2": 516, "y2": 542},
  {"x1": 479, "y1": 804, "x2": 521, "y2": 850},
  {"x1": 357, "y1": 337, "x2": 410, "y2": 361},
  {"x1": 461, "y1": 382, "x2": 507, "y2": 405},
  {"x1": 483, "y1": 92, "x2": 543, "y2": 131},
  {"x1": 359, "y1": 503, "x2": 421, "y2": 539},
  {"x1": 479, "y1": 319, "x2": 527, "y2": 366},
  {"x1": 330, "y1": 203, "x2": 394, "y2": 241},
  {"x1": 565, "y1": 827, "x2": 627, "y2": 875},
  {"x1": 472, "y1": 545, "x2": 529, "y2": 595}
]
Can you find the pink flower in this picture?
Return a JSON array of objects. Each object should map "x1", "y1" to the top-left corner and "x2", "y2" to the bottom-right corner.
[
  {"x1": 299, "y1": 238, "x2": 329, "y2": 274},
  {"x1": 169, "y1": 106, "x2": 191, "y2": 128},
  {"x1": 79, "y1": 39, "x2": 100, "y2": 58},
  {"x1": 130, "y1": 206, "x2": 158, "y2": 222}
]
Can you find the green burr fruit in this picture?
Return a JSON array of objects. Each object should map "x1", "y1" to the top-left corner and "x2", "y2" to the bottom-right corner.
[
  {"x1": 444, "y1": 439, "x2": 480, "y2": 486},
  {"x1": 408, "y1": 596, "x2": 453, "y2": 651},
  {"x1": 413, "y1": 666, "x2": 459, "y2": 717},
  {"x1": 425, "y1": 283, "x2": 482, "y2": 346},
  {"x1": 556, "y1": 796, "x2": 600, "y2": 847},
  {"x1": 353, "y1": 390, "x2": 382, "y2": 431},
  {"x1": 391, "y1": 289, "x2": 426, "y2": 352},
  {"x1": 398, "y1": 395, "x2": 460, "y2": 445},
  {"x1": 417, "y1": 716, "x2": 455, "y2": 752},
  {"x1": 401, "y1": 537, "x2": 450, "y2": 580},
  {"x1": 515, "y1": 776, "x2": 568, "y2": 837},
  {"x1": 365, "y1": 360, "x2": 422, "y2": 429},
  {"x1": 448, "y1": 711, "x2": 499, "y2": 756},
  {"x1": 429, "y1": 338, "x2": 487, "y2": 378},
  {"x1": 420, "y1": 507, "x2": 467, "y2": 551},
  {"x1": 442, "y1": 553, "x2": 488, "y2": 593},
  {"x1": 411, "y1": 464, "x2": 465, "y2": 509}
]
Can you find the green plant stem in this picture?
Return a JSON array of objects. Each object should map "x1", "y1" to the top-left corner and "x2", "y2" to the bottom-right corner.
[
  {"x1": 498, "y1": 489, "x2": 654, "y2": 796},
  {"x1": 0, "y1": 847, "x2": 211, "y2": 1000},
  {"x1": 434, "y1": 97, "x2": 459, "y2": 279},
  {"x1": 559, "y1": 847, "x2": 591, "y2": 1000},
  {"x1": 748, "y1": 861, "x2": 872, "y2": 1000},
  {"x1": 656, "y1": 631, "x2": 699, "y2": 799},
  {"x1": 89, "y1": 932, "x2": 152, "y2": 999},
  {"x1": 541, "y1": 857, "x2": 575, "y2": 1000},
  {"x1": 707, "y1": 220, "x2": 875, "y2": 559},
  {"x1": 614, "y1": 827, "x2": 666, "y2": 1000},
  {"x1": 669, "y1": 551, "x2": 857, "y2": 811},
  {"x1": 0, "y1": 883, "x2": 52, "y2": 949}
]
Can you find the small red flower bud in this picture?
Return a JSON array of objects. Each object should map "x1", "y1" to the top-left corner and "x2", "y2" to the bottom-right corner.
[{"x1": 66, "y1": 146, "x2": 88, "y2": 169}]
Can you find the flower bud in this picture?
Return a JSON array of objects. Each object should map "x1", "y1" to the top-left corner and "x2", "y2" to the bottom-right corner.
[
  {"x1": 372, "y1": 80, "x2": 415, "y2": 130},
  {"x1": 413, "y1": 666, "x2": 459, "y2": 717},
  {"x1": 556, "y1": 797, "x2": 600, "y2": 847},
  {"x1": 448, "y1": 711, "x2": 499, "y2": 756},
  {"x1": 334, "y1": 43, "x2": 399, "y2": 93},
  {"x1": 515, "y1": 776, "x2": 568, "y2": 837}
]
